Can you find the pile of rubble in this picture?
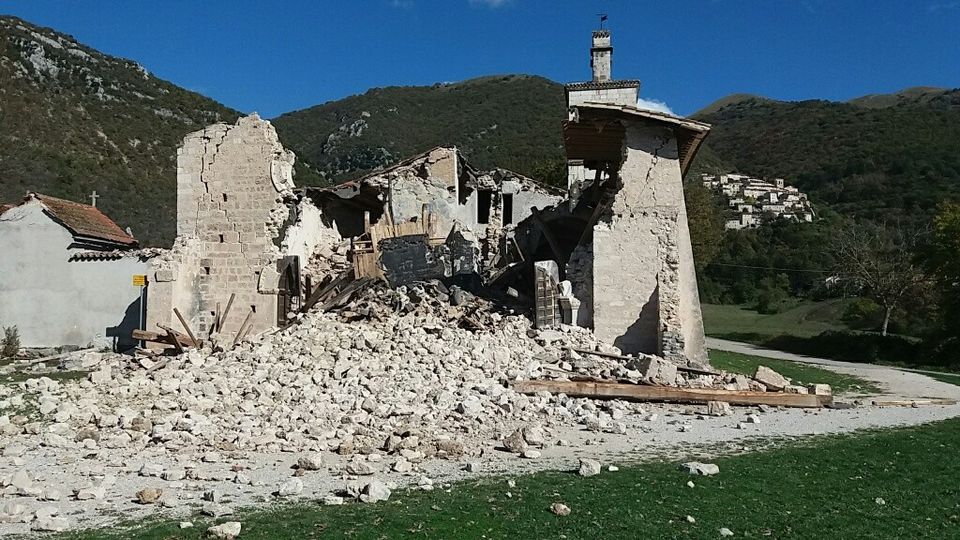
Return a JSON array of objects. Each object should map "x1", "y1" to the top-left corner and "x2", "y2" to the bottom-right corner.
[
  {"x1": 3, "y1": 307, "x2": 633, "y2": 459},
  {"x1": 333, "y1": 279, "x2": 519, "y2": 331},
  {"x1": 1, "y1": 283, "x2": 802, "y2": 462}
]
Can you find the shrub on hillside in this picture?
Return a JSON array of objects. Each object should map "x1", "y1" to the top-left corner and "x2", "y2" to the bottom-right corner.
[{"x1": 2, "y1": 326, "x2": 20, "y2": 358}]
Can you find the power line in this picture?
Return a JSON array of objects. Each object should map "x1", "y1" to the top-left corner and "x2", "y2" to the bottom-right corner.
[{"x1": 705, "y1": 262, "x2": 834, "y2": 274}]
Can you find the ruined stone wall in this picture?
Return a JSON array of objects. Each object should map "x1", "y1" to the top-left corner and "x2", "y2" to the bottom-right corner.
[
  {"x1": 590, "y1": 123, "x2": 707, "y2": 363},
  {"x1": 147, "y1": 114, "x2": 295, "y2": 340},
  {"x1": 389, "y1": 147, "x2": 458, "y2": 231}
]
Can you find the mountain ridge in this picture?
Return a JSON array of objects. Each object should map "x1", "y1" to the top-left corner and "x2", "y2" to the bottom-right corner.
[{"x1": 2, "y1": 14, "x2": 958, "y2": 247}]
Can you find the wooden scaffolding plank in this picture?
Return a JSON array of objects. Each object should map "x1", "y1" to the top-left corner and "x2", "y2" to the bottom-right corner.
[{"x1": 511, "y1": 379, "x2": 832, "y2": 408}]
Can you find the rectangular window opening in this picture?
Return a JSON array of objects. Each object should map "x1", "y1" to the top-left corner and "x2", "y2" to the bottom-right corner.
[
  {"x1": 204, "y1": 267, "x2": 211, "y2": 275},
  {"x1": 219, "y1": 233, "x2": 225, "y2": 243},
  {"x1": 222, "y1": 193, "x2": 228, "y2": 202},
  {"x1": 477, "y1": 190, "x2": 493, "y2": 225},
  {"x1": 503, "y1": 193, "x2": 514, "y2": 225}
]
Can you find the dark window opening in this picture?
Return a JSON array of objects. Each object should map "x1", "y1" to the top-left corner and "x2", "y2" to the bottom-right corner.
[
  {"x1": 222, "y1": 193, "x2": 228, "y2": 202},
  {"x1": 251, "y1": 305, "x2": 257, "y2": 314},
  {"x1": 503, "y1": 193, "x2": 514, "y2": 225},
  {"x1": 218, "y1": 233, "x2": 225, "y2": 243},
  {"x1": 477, "y1": 190, "x2": 493, "y2": 224}
]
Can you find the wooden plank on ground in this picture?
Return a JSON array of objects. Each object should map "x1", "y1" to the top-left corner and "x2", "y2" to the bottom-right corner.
[
  {"x1": 511, "y1": 379, "x2": 831, "y2": 408},
  {"x1": 872, "y1": 399, "x2": 958, "y2": 407}
]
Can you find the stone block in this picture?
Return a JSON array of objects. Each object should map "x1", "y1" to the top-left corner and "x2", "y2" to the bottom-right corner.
[
  {"x1": 809, "y1": 384, "x2": 832, "y2": 396},
  {"x1": 753, "y1": 365, "x2": 789, "y2": 391},
  {"x1": 627, "y1": 356, "x2": 678, "y2": 385}
]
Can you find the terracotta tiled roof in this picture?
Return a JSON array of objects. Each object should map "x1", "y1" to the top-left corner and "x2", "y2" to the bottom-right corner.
[{"x1": 31, "y1": 193, "x2": 138, "y2": 247}]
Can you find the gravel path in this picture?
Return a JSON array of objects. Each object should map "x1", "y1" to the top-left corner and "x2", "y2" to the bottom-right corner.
[
  {"x1": 706, "y1": 337, "x2": 960, "y2": 401},
  {"x1": 4, "y1": 341, "x2": 960, "y2": 536}
]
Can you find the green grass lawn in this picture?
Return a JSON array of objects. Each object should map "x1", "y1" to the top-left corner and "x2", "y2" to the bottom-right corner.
[
  {"x1": 702, "y1": 300, "x2": 854, "y2": 339},
  {"x1": 60, "y1": 417, "x2": 960, "y2": 539},
  {"x1": 708, "y1": 349, "x2": 880, "y2": 394},
  {"x1": 915, "y1": 371, "x2": 960, "y2": 387}
]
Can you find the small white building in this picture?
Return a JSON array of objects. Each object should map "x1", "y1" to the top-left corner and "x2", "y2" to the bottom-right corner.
[{"x1": 0, "y1": 193, "x2": 150, "y2": 350}]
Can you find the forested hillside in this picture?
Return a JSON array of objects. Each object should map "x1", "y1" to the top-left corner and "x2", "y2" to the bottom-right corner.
[
  {"x1": 272, "y1": 75, "x2": 567, "y2": 184},
  {"x1": 692, "y1": 89, "x2": 960, "y2": 224},
  {"x1": 0, "y1": 16, "x2": 238, "y2": 246}
]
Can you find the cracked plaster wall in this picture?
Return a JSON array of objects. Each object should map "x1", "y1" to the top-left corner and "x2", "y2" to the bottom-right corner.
[{"x1": 591, "y1": 123, "x2": 707, "y2": 363}]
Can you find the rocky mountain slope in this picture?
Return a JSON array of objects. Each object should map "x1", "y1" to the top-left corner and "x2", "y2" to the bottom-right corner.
[
  {"x1": 0, "y1": 16, "x2": 238, "y2": 246},
  {"x1": 2, "y1": 14, "x2": 957, "y2": 246}
]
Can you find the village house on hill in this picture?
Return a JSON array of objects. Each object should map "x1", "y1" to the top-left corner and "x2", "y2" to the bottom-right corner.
[
  {"x1": 701, "y1": 173, "x2": 815, "y2": 230},
  {"x1": 0, "y1": 193, "x2": 151, "y2": 350}
]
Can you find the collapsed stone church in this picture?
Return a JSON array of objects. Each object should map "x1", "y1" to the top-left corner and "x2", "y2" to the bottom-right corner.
[
  {"x1": 134, "y1": 28, "x2": 710, "y2": 365},
  {"x1": 0, "y1": 28, "x2": 709, "y2": 366}
]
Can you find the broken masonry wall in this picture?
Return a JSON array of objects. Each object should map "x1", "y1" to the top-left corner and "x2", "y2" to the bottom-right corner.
[
  {"x1": 566, "y1": 243, "x2": 593, "y2": 327},
  {"x1": 591, "y1": 122, "x2": 707, "y2": 363},
  {"x1": 148, "y1": 114, "x2": 296, "y2": 341},
  {"x1": 281, "y1": 198, "x2": 343, "y2": 272},
  {"x1": 457, "y1": 170, "x2": 563, "y2": 236},
  {"x1": 389, "y1": 147, "x2": 458, "y2": 234},
  {"x1": 146, "y1": 236, "x2": 203, "y2": 341}
]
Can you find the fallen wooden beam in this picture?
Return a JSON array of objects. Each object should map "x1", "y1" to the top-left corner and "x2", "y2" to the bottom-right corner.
[
  {"x1": 872, "y1": 399, "x2": 958, "y2": 407},
  {"x1": 511, "y1": 379, "x2": 832, "y2": 408},
  {"x1": 173, "y1": 308, "x2": 201, "y2": 349},
  {"x1": 233, "y1": 309, "x2": 255, "y2": 347},
  {"x1": 132, "y1": 329, "x2": 192, "y2": 348},
  {"x1": 302, "y1": 268, "x2": 355, "y2": 312},
  {"x1": 158, "y1": 325, "x2": 185, "y2": 355},
  {"x1": 219, "y1": 293, "x2": 237, "y2": 332},
  {"x1": 319, "y1": 277, "x2": 374, "y2": 312},
  {"x1": 567, "y1": 347, "x2": 721, "y2": 376}
]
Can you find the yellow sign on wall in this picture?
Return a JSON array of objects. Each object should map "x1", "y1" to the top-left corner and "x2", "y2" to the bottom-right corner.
[{"x1": 132, "y1": 275, "x2": 147, "y2": 287}]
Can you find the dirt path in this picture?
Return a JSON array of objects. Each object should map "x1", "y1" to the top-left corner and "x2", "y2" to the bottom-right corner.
[{"x1": 706, "y1": 337, "x2": 960, "y2": 401}]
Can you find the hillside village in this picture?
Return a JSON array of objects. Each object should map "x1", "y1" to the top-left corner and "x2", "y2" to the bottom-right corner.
[{"x1": 701, "y1": 173, "x2": 815, "y2": 230}]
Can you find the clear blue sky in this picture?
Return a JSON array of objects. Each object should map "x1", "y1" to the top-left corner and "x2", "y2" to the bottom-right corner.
[{"x1": 2, "y1": 0, "x2": 958, "y2": 117}]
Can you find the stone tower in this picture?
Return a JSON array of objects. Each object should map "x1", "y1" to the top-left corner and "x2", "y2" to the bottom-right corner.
[
  {"x1": 590, "y1": 30, "x2": 612, "y2": 82},
  {"x1": 565, "y1": 29, "x2": 640, "y2": 108}
]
